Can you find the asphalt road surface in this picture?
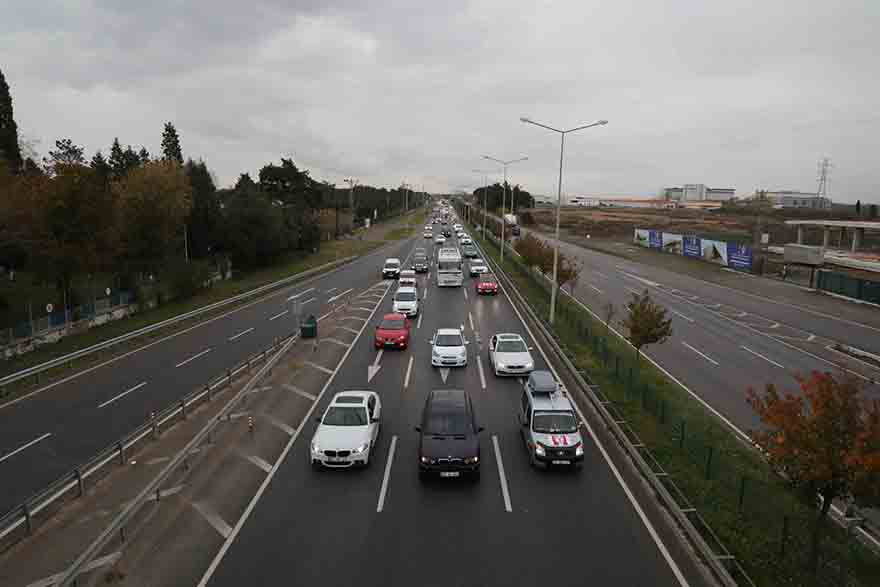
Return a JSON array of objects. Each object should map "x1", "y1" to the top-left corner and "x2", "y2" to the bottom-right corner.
[
  {"x1": 199, "y1": 234, "x2": 707, "y2": 587},
  {"x1": 507, "y1": 222, "x2": 880, "y2": 434},
  {"x1": 0, "y1": 239, "x2": 414, "y2": 516}
]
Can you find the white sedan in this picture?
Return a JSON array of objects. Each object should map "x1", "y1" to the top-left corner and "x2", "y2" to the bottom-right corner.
[
  {"x1": 469, "y1": 259, "x2": 488, "y2": 276},
  {"x1": 430, "y1": 328, "x2": 468, "y2": 367},
  {"x1": 460, "y1": 236, "x2": 472, "y2": 245},
  {"x1": 488, "y1": 333, "x2": 535, "y2": 376},
  {"x1": 434, "y1": 235, "x2": 446, "y2": 244},
  {"x1": 311, "y1": 391, "x2": 381, "y2": 469}
]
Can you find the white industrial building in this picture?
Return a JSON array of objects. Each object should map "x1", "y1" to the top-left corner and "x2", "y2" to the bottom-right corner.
[
  {"x1": 664, "y1": 184, "x2": 736, "y2": 202},
  {"x1": 753, "y1": 190, "x2": 832, "y2": 209}
]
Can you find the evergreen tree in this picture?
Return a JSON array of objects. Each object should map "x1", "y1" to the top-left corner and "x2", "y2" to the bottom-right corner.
[
  {"x1": 90, "y1": 150, "x2": 111, "y2": 182},
  {"x1": 138, "y1": 146, "x2": 150, "y2": 164},
  {"x1": 0, "y1": 68, "x2": 22, "y2": 173},
  {"x1": 46, "y1": 138, "x2": 85, "y2": 167},
  {"x1": 185, "y1": 159, "x2": 223, "y2": 258},
  {"x1": 161, "y1": 122, "x2": 183, "y2": 164},
  {"x1": 109, "y1": 137, "x2": 126, "y2": 179},
  {"x1": 121, "y1": 145, "x2": 141, "y2": 175}
]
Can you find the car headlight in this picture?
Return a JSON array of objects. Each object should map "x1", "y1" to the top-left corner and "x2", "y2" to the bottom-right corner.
[
  {"x1": 496, "y1": 362, "x2": 506, "y2": 369},
  {"x1": 420, "y1": 456, "x2": 431, "y2": 464},
  {"x1": 525, "y1": 361, "x2": 534, "y2": 370},
  {"x1": 432, "y1": 348, "x2": 440, "y2": 357},
  {"x1": 311, "y1": 440, "x2": 320, "y2": 454},
  {"x1": 464, "y1": 456, "x2": 479, "y2": 465},
  {"x1": 535, "y1": 443, "x2": 546, "y2": 457},
  {"x1": 353, "y1": 442, "x2": 369, "y2": 454},
  {"x1": 575, "y1": 443, "x2": 584, "y2": 457}
]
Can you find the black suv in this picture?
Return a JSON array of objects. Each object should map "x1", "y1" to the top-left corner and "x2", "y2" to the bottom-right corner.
[
  {"x1": 416, "y1": 390, "x2": 482, "y2": 480},
  {"x1": 412, "y1": 254, "x2": 429, "y2": 273}
]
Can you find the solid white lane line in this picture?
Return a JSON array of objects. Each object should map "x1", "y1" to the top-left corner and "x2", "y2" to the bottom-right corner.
[
  {"x1": 589, "y1": 285, "x2": 603, "y2": 294},
  {"x1": 286, "y1": 287, "x2": 316, "y2": 302},
  {"x1": 0, "y1": 432, "x2": 53, "y2": 465},
  {"x1": 492, "y1": 435, "x2": 512, "y2": 513},
  {"x1": 228, "y1": 327, "x2": 254, "y2": 342},
  {"x1": 282, "y1": 383, "x2": 317, "y2": 401},
  {"x1": 423, "y1": 287, "x2": 429, "y2": 300},
  {"x1": 416, "y1": 313, "x2": 423, "y2": 329},
  {"x1": 741, "y1": 346, "x2": 786, "y2": 369},
  {"x1": 192, "y1": 501, "x2": 233, "y2": 538},
  {"x1": 463, "y1": 287, "x2": 469, "y2": 300},
  {"x1": 98, "y1": 381, "x2": 147, "y2": 409},
  {"x1": 669, "y1": 308, "x2": 695, "y2": 323},
  {"x1": 175, "y1": 348, "x2": 212, "y2": 368},
  {"x1": 327, "y1": 288, "x2": 353, "y2": 303},
  {"x1": 376, "y1": 435, "x2": 398, "y2": 513},
  {"x1": 682, "y1": 342, "x2": 719, "y2": 366},
  {"x1": 304, "y1": 361, "x2": 334, "y2": 375},
  {"x1": 269, "y1": 309, "x2": 288, "y2": 321},
  {"x1": 477, "y1": 356, "x2": 487, "y2": 390},
  {"x1": 404, "y1": 356, "x2": 414, "y2": 389},
  {"x1": 468, "y1": 312, "x2": 475, "y2": 332}
]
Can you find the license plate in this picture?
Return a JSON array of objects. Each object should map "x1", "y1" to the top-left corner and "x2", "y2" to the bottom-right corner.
[
  {"x1": 440, "y1": 471, "x2": 460, "y2": 478},
  {"x1": 328, "y1": 458, "x2": 344, "y2": 463},
  {"x1": 384, "y1": 342, "x2": 393, "y2": 347},
  {"x1": 552, "y1": 460, "x2": 571, "y2": 465}
]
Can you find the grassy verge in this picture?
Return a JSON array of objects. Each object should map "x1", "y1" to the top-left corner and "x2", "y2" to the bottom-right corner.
[
  {"x1": 0, "y1": 237, "x2": 384, "y2": 396},
  {"x1": 473, "y1": 229, "x2": 880, "y2": 587}
]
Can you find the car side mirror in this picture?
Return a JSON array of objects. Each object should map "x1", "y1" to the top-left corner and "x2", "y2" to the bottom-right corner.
[
  {"x1": 371, "y1": 417, "x2": 380, "y2": 423},
  {"x1": 528, "y1": 346, "x2": 534, "y2": 351},
  {"x1": 478, "y1": 426, "x2": 485, "y2": 433},
  {"x1": 414, "y1": 425, "x2": 421, "y2": 432},
  {"x1": 314, "y1": 417, "x2": 322, "y2": 424}
]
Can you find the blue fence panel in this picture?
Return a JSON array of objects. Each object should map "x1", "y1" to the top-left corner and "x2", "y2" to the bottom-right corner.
[{"x1": 48, "y1": 310, "x2": 67, "y2": 328}]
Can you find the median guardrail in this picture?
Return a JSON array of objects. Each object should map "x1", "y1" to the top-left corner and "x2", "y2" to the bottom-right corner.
[
  {"x1": 0, "y1": 330, "x2": 298, "y2": 553},
  {"x1": 0, "y1": 255, "x2": 357, "y2": 393}
]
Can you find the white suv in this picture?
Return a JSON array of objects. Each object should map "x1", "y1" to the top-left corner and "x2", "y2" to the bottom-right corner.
[
  {"x1": 430, "y1": 328, "x2": 468, "y2": 367},
  {"x1": 382, "y1": 258, "x2": 401, "y2": 279}
]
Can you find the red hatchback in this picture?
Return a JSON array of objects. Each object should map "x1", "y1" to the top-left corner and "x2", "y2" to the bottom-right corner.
[
  {"x1": 374, "y1": 313, "x2": 412, "y2": 349},
  {"x1": 475, "y1": 274, "x2": 498, "y2": 295}
]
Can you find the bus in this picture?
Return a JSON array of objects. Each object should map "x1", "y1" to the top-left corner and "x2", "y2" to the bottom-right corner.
[{"x1": 436, "y1": 247, "x2": 463, "y2": 287}]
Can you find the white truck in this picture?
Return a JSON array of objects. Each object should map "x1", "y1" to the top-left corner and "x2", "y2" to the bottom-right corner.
[
  {"x1": 503, "y1": 213, "x2": 520, "y2": 236},
  {"x1": 436, "y1": 247, "x2": 463, "y2": 287}
]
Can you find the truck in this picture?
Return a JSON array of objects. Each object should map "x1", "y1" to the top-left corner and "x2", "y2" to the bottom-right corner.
[{"x1": 503, "y1": 214, "x2": 520, "y2": 236}]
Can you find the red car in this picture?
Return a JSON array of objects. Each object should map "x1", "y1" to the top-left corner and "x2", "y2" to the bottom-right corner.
[
  {"x1": 374, "y1": 313, "x2": 412, "y2": 349},
  {"x1": 475, "y1": 274, "x2": 498, "y2": 295}
]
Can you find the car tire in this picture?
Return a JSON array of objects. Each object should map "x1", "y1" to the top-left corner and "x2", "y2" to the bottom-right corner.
[
  {"x1": 528, "y1": 451, "x2": 539, "y2": 469},
  {"x1": 418, "y1": 470, "x2": 429, "y2": 482},
  {"x1": 311, "y1": 460, "x2": 323, "y2": 471},
  {"x1": 471, "y1": 469, "x2": 481, "y2": 482}
]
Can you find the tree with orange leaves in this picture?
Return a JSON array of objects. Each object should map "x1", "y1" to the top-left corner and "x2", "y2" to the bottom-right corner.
[{"x1": 747, "y1": 371, "x2": 880, "y2": 571}]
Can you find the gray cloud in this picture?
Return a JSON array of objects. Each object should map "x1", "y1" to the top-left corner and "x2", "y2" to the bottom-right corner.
[{"x1": 2, "y1": 0, "x2": 879, "y2": 201}]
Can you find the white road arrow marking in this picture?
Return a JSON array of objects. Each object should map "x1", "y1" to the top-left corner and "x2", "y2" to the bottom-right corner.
[
  {"x1": 439, "y1": 368, "x2": 450, "y2": 383},
  {"x1": 368, "y1": 349, "x2": 383, "y2": 382}
]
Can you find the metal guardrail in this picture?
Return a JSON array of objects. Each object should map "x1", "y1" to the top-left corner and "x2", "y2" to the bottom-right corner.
[
  {"x1": 473, "y1": 228, "x2": 745, "y2": 586},
  {"x1": 0, "y1": 330, "x2": 298, "y2": 551},
  {"x1": 0, "y1": 255, "x2": 357, "y2": 391}
]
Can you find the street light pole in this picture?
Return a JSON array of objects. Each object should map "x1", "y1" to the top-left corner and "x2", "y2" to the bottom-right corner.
[
  {"x1": 472, "y1": 169, "x2": 490, "y2": 234},
  {"x1": 520, "y1": 116, "x2": 607, "y2": 324},
  {"x1": 344, "y1": 177, "x2": 359, "y2": 228},
  {"x1": 483, "y1": 155, "x2": 527, "y2": 263}
]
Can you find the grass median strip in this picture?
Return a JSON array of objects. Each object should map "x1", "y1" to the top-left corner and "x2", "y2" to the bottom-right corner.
[{"x1": 474, "y1": 229, "x2": 880, "y2": 587}]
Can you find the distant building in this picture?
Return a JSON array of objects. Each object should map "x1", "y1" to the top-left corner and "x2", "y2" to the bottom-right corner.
[
  {"x1": 532, "y1": 194, "x2": 556, "y2": 206},
  {"x1": 565, "y1": 195, "x2": 663, "y2": 209},
  {"x1": 754, "y1": 190, "x2": 832, "y2": 210},
  {"x1": 664, "y1": 184, "x2": 735, "y2": 201}
]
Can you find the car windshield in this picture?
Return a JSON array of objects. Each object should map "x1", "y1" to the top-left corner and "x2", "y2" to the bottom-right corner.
[
  {"x1": 395, "y1": 291, "x2": 416, "y2": 301},
  {"x1": 415, "y1": 255, "x2": 427, "y2": 262},
  {"x1": 385, "y1": 261, "x2": 399, "y2": 268},
  {"x1": 322, "y1": 406, "x2": 368, "y2": 426},
  {"x1": 435, "y1": 334, "x2": 463, "y2": 346},
  {"x1": 379, "y1": 318, "x2": 405, "y2": 330},
  {"x1": 425, "y1": 410, "x2": 470, "y2": 435},
  {"x1": 472, "y1": 259, "x2": 483, "y2": 266},
  {"x1": 533, "y1": 411, "x2": 578, "y2": 434},
  {"x1": 480, "y1": 275, "x2": 496, "y2": 283},
  {"x1": 496, "y1": 339, "x2": 527, "y2": 353}
]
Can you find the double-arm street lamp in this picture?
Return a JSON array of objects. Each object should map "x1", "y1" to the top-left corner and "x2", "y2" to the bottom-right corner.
[
  {"x1": 483, "y1": 155, "x2": 528, "y2": 263},
  {"x1": 520, "y1": 116, "x2": 607, "y2": 324}
]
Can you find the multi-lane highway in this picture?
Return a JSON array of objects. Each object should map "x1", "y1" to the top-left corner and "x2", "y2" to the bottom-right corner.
[
  {"x1": 0, "y1": 239, "x2": 414, "y2": 515},
  {"x1": 504, "y1": 221, "x2": 880, "y2": 434},
  {"x1": 196, "y1": 228, "x2": 708, "y2": 587}
]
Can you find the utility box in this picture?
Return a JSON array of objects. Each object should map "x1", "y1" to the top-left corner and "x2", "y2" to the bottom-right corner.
[
  {"x1": 784, "y1": 244, "x2": 824, "y2": 266},
  {"x1": 300, "y1": 315, "x2": 318, "y2": 338}
]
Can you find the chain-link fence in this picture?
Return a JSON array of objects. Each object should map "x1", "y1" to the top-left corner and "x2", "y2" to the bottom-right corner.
[{"x1": 475, "y1": 222, "x2": 880, "y2": 587}]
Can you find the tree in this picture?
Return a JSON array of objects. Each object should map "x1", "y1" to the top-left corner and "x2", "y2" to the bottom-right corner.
[
  {"x1": 161, "y1": 122, "x2": 183, "y2": 164},
  {"x1": 90, "y1": 150, "x2": 110, "y2": 182},
  {"x1": 556, "y1": 254, "x2": 581, "y2": 291},
  {"x1": 45, "y1": 138, "x2": 85, "y2": 168},
  {"x1": 222, "y1": 189, "x2": 287, "y2": 269},
  {"x1": 621, "y1": 289, "x2": 672, "y2": 360},
  {"x1": 138, "y1": 146, "x2": 150, "y2": 164},
  {"x1": 108, "y1": 138, "x2": 126, "y2": 179},
  {"x1": 184, "y1": 159, "x2": 223, "y2": 258},
  {"x1": 747, "y1": 371, "x2": 880, "y2": 571},
  {"x1": 871, "y1": 204, "x2": 879, "y2": 219},
  {"x1": 121, "y1": 145, "x2": 141, "y2": 173},
  {"x1": 856, "y1": 200, "x2": 862, "y2": 216},
  {"x1": 0, "y1": 67, "x2": 22, "y2": 173},
  {"x1": 115, "y1": 160, "x2": 192, "y2": 273}
]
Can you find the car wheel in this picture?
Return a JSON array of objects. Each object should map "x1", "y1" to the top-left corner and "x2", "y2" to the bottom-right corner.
[
  {"x1": 528, "y1": 450, "x2": 539, "y2": 469},
  {"x1": 471, "y1": 469, "x2": 481, "y2": 482},
  {"x1": 418, "y1": 470, "x2": 429, "y2": 482},
  {"x1": 311, "y1": 460, "x2": 323, "y2": 471}
]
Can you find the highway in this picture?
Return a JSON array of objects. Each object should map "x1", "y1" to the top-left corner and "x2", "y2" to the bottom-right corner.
[
  {"x1": 0, "y1": 238, "x2": 414, "y2": 516},
  {"x1": 504, "y1": 221, "x2": 880, "y2": 434},
  {"x1": 197, "y1": 231, "x2": 708, "y2": 587}
]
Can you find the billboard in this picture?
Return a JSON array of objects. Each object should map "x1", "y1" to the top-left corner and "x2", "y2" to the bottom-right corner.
[
  {"x1": 662, "y1": 233, "x2": 683, "y2": 255},
  {"x1": 649, "y1": 230, "x2": 663, "y2": 249},
  {"x1": 701, "y1": 239, "x2": 728, "y2": 265},
  {"x1": 683, "y1": 235, "x2": 701, "y2": 259},
  {"x1": 727, "y1": 242, "x2": 753, "y2": 271},
  {"x1": 634, "y1": 229, "x2": 650, "y2": 247}
]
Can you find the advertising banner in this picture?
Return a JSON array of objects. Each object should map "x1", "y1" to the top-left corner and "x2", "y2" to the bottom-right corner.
[
  {"x1": 701, "y1": 239, "x2": 728, "y2": 265},
  {"x1": 662, "y1": 233, "x2": 683, "y2": 255},
  {"x1": 683, "y1": 235, "x2": 701, "y2": 259},
  {"x1": 634, "y1": 228, "x2": 650, "y2": 247},
  {"x1": 727, "y1": 242, "x2": 753, "y2": 271},
  {"x1": 649, "y1": 230, "x2": 663, "y2": 249}
]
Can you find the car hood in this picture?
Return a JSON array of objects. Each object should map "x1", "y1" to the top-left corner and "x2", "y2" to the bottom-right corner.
[
  {"x1": 494, "y1": 351, "x2": 532, "y2": 364},
  {"x1": 434, "y1": 345, "x2": 465, "y2": 356},
  {"x1": 533, "y1": 430, "x2": 582, "y2": 449},
  {"x1": 313, "y1": 425, "x2": 371, "y2": 450},
  {"x1": 376, "y1": 328, "x2": 406, "y2": 339},
  {"x1": 420, "y1": 434, "x2": 479, "y2": 459}
]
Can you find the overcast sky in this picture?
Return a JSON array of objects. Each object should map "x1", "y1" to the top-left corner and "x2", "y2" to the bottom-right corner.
[{"x1": 3, "y1": 0, "x2": 879, "y2": 201}]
